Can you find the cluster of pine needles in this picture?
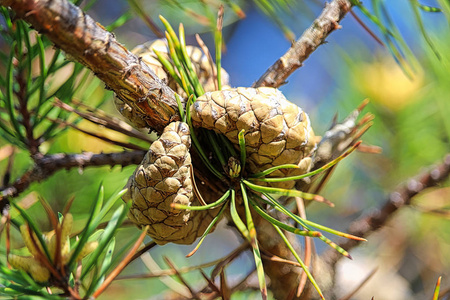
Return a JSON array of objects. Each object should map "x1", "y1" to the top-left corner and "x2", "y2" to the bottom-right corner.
[{"x1": 156, "y1": 13, "x2": 366, "y2": 299}]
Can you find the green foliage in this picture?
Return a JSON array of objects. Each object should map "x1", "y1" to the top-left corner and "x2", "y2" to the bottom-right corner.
[
  {"x1": 0, "y1": 0, "x2": 448, "y2": 299},
  {"x1": 1, "y1": 186, "x2": 139, "y2": 299},
  {"x1": 0, "y1": 7, "x2": 108, "y2": 152},
  {"x1": 350, "y1": 0, "x2": 445, "y2": 77}
]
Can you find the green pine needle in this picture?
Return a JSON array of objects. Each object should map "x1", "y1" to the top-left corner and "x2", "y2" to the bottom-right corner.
[
  {"x1": 238, "y1": 129, "x2": 246, "y2": 171},
  {"x1": 249, "y1": 198, "x2": 321, "y2": 238},
  {"x1": 251, "y1": 141, "x2": 360, "y2": 183},
  {"x1": 172, "y1": 189, "x2": 230, "y2": 210},
  {"x1": 250, "y1": 164, "x2": 299, "y2": 178},
  {"x1": 240, "y1": 182, "x2": 268, "y2": 299},
  {"x1": 272, "y1": 225, "x2": 324, "y2": 300},
  {"x1": 242, "y1": 179, "x2": 332, "y2": 206},
  {"x1": 186, "y1": 202, "x2": 228, "y2": 257},
  {"x1": 432, "y1": 276, "x2": 442, "y2": 300}
]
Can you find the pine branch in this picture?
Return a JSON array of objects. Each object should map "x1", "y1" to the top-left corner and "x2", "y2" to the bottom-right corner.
[
  {"x1": 0, "y1": 0, "x2": 181, "y2": 133},
  {"x1": 323, "y1": 153, "x2": 450, "y2": 269},
  {"x1": 253, "y1": 0, "x2": 353, "y2": 88},
  {"x1": 0, "y1": 150, "x2": 146, "y2": 205}
]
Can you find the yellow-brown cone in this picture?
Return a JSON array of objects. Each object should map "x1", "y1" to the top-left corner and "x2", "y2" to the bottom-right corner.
[
  {"x1": 191, "y1": 87, "x2": 316, "y2": 188},
  {"x1": 123, "y1": 121, "x2": 214, "y2": 244}
]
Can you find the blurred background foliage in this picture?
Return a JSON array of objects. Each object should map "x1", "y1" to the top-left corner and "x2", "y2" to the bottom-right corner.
[{"x1": 0, "y1": 0, "x2": 449, "y2": 299}]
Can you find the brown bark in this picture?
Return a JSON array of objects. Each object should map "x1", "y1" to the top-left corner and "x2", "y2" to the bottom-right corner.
[
  {"x1": 0, "y1": 0, "x2": 180, "y2": 133},
  {"x1": 0, "y1": 151, "x2": 146, "y2": 202},
  {"x1": 322, "y1": 153, "x2": 450, "y2": 270}
]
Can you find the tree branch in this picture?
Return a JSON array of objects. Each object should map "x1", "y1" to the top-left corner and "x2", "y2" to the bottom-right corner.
[
  {"x1": 322, "y1": 153, "x2": 450, "y2": 269},
  {"x1": 0, "y1": 0, "x2": 180, "y2": 133},
  {"x1": 0, "y1": 150, "x2": 146, "y2": 204},
  {"x1": 253, "y1": 0, "x2": 353, "y2": 88}
]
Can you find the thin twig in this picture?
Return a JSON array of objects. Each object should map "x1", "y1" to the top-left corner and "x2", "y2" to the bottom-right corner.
[
  {"x1": 350, "y1": 10, "x2": 384, "y2": 46},
  {"x1": 199, "y1": 269, "x2": 221, "y2": 298},
  {"x1": 211, "y1": 242, "x2": 250, "y2": 279},
  {"x1": 117, "y1": 243, "x2": 249, "y2": 280},
  {"x1": 338, "y1": 267, "x2": 378, "y2": 300},
  {"x1": 323, "y1": 154, "x2": 450, "y2": 268},
  {"x1": 195, "y1": 34, "x2": 218, "y2": 91},
  {"x1": 125, "y1": 241, "x2": 157, "y2": 268},
  {"x1": 16, "y1": 61, "x2": 41, "y2": 157},
  {"x1": 164, "y1": 256, "x2": 200, "y2": 299},
  {"x1": 0, "y1": 150, "x2": 146, "y2": 203},
  {"x1": 231, "y1": 268, "x2": 256, "y2": 292},
  {"x1": 260, "y1": 251, "x2": 302, "y2": 268},
  {"x1": 253, "y1": 0, "x2": 353, "y2": 88}
]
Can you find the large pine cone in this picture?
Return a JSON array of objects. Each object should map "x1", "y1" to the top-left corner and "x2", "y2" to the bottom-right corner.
[
  {"x1": 191, "y1": 87, "x2": 316, "y2": 189},
  {"x1": 115, "y1": 39, "x2": 230, "y2": 128},
  {"x1": 122, "y1": 121, "x2": 214, "y2": 245}
]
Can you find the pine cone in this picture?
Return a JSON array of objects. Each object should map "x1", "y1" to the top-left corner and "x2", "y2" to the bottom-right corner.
[
  {"x1": 190, "y1": 87, "x2": 316, "y2": 188},
  {"x1": 133, "y1": 39, "x2": 230, "y2": 95},
  {"x1": 123, "y1": 121, "x2": 214, "y2": 245},
  {"x1": 115, "y1": 39, "x2": 230, "y2": 128}
]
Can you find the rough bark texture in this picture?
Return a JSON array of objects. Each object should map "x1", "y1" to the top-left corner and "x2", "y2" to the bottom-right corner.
[
  {"x1": 0, "y1": 0, "x2": 180, "y2": 133},
  {"x1": 254, "y1": 0, "x2": 353, "y2": 88}
]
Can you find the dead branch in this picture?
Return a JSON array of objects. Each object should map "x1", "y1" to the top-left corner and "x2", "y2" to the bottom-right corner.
[
  {"x1": 323, "y1": 153, "x2": 450, "y2": 269},
  {"x1": 0, "y1": 0, "x2": 180, "y2": 133},
  {"x1": 253, "y1": 0, "x2": 353, "y2": 88}
]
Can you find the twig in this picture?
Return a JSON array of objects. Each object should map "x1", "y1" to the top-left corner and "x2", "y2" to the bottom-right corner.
[
  {"x1": 349, "y1": 10, "x2": 384, "y2": 46},
  {"x1": 0, "y1": 150, "x2": 146, "y2": 204},
  {"x1": 16, "y1": 65, "x2": 41, "y2": 157},
  {"x1": 0, "y1": 0, "x2": 181, "y2": 133},
  {"x1": 253, "y1": 0, "x2": 353, "y2": 88},
  {"x1": 195, "y1": 34, "x2": 218, "y2": 91},
  {"x1": 260, "y1": 251, "x2": 302, "y2": 268},
  {"x1": 338, "y1": 267, "x2": 378, "y2": 300},
  {"x1": 323, "y1": 154, "x2": 450, "y2": 268},
  {"x1": 125, "y1": 241, "x2": 157, "y2": 268},
  {"x1": 211, "y1": 242, "x2": 250, "y2": 279},
  {"x1": 199, "y1": 269, "x2": 221, "y2": 296},
  {"x1": 117, "y1": 243, "x2": 249, "y2": 280},
  {"x1": 164, "y1": 257, "x2": 200, "y2": 299},
  {"x1": 231, "y1": 268, "x2": 256, "y2": 292}
]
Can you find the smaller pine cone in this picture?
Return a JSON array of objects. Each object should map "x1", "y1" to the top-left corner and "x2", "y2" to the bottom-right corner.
[
  {"x1": 134, "y1": 39, "x2": 231, "y2": 95},
  {"x1": 123, "y1": 121, "x2": 213, "y2": 245},
  {"x1": 191, "y1": 87, "x2": 316, "y2": 188},
  {"x1": 115, "y1": 39, "x2": 230, "y2": 128}
]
